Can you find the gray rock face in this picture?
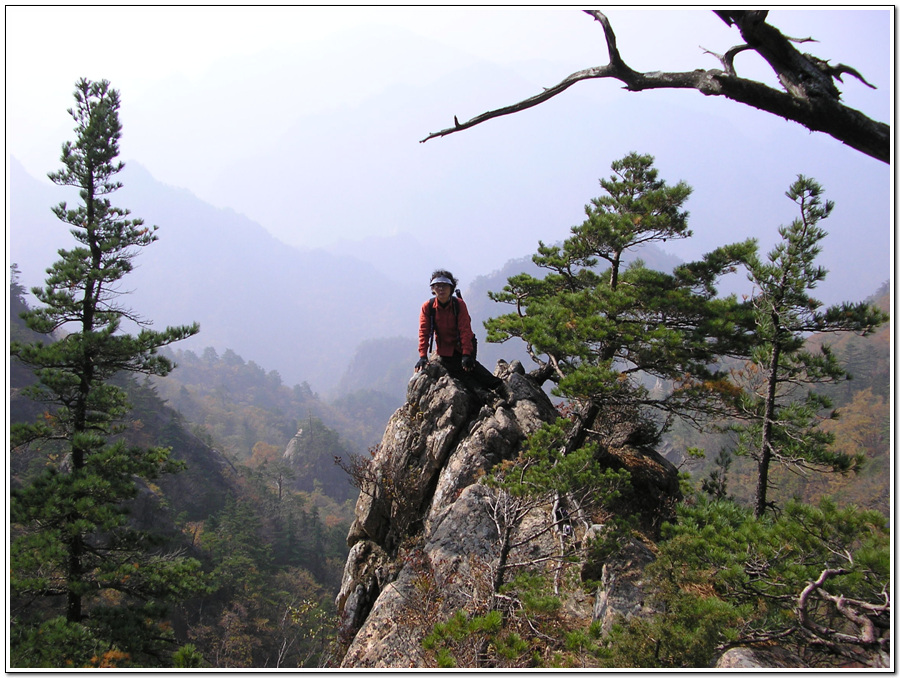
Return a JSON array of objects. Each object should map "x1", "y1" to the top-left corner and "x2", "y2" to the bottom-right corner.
[
  {"x1": 343, "y1": 361, "x2": 554, "y2": 554},
  {"x1": 336, "y1": 540, "x2": 392, "y2": 639},
  {"x1": 337, "y1": 361, "x2": 557, "y2": 666},
  {"x1": 340, "y1": 483, "x2": 504, "y2": 668},
  {"x1": 592, "y1": 536, "x2": 657, "y2": 635},
  {"x1": 715, "y1": 646, "x2": 806, "y2": 669},
  {"x1": 335, "y1": 359, "x2": 680, "y2": 668},
  {"x1": 333, "y1": 359, "x2": 863, "y2": 671}
]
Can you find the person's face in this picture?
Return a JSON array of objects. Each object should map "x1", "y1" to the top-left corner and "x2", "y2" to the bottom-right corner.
[{"x1": 431, "y1": 283, "x2": 453, "y2": 303}]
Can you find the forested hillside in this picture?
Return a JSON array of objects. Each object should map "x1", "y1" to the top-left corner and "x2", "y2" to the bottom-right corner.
[
  {"x1": 10, "y1": 243, "x2": 889, "y2": 670},
  {"x1": 151, "y1": 345, "x2": 399, "y2": 459},
  {"x1": 9, "y1": 269, "x2": 350, "y2": 668},
  {"x1": 668, "y1": 282, "x2": 891, "y2": 517}
]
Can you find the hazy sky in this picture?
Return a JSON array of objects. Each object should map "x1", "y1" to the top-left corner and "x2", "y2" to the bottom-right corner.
[
  {"x1": 8, "y1": 8, "x2": 889, "y2": 174},
  {"x1": 6, "y1": 6, "x2": 893, "y2": 303}
]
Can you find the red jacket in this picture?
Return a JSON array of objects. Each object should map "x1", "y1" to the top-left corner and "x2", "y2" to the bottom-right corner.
[{"x1": 419, "y1": 296, "x2": 476, "y2": 358}]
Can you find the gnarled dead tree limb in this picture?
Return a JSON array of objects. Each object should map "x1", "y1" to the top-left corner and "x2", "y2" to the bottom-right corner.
[
  {"x1": 421, "y1": 10, "x2": 889, "y2": 164},
  {"x1": 796, "y1": 567, "x2": 890, "y2": 665}
]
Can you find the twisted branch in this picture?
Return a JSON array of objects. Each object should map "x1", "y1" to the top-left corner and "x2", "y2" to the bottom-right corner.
[{"x1": 421, "y1": 10, "x2": 888, "y2": 163}]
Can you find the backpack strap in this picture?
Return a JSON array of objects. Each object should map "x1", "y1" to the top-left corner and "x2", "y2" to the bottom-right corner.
[
  {"x1": 427, "y1": 295, "x2": 460, "y2": 354},
  {"x1": 428, "y1": 298, "x2": 436, "y2": 354}
]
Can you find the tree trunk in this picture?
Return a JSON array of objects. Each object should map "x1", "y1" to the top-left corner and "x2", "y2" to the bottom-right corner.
[{"x1": 755, "y1": 338, "x2": 781, "y2": 518}]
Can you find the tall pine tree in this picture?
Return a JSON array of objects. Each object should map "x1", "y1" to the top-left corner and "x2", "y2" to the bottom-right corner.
[
  {"x1": 10, "y1": 79, "x2": 206, "y2": 667},
  {"x1": 730, "y1": 176, "x2": 888, "y2": 517},
  {"x1": 486, "y1": 152, "x2": 756, "y2": 448}
]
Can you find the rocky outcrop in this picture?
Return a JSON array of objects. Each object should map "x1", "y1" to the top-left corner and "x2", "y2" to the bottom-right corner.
[
  {"x1": 341, "y1": 483, "x2": 507, "y2": 667},
  {"x1": 715, "y1": 646, "x2": 806, "y2": 669},
  {"x1": 333, "y1": 358, "x2": 885, "y2": 670},
  {"x1": 342, "y1": 360, "x2": 557, "y2": 555},
  {"x1": 335, "y1": 359, "x2": 681, "y2": 668}
]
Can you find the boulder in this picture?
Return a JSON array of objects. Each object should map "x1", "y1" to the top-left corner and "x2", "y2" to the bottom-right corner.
[
  {"x1": 715, "y1": 646, "x2": 806, "y2": 669},
  {"x1": 340, "y1": 484, "x2": 501, "y2": 668}
]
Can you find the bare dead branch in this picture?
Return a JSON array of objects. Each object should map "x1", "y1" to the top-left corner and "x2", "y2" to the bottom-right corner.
[
  {"x1": 420, "y1": 65, "x2": 614, "y2": 142},
  {"x1": 821, "y1": 61, "x2": 878, "y2": 89},
  {"x1": 797, "y1": 567, "x2": 890, "y2": 653},
  {"x1": 702, "y1": 44, "x2": 755, "y2": 76},
  {"x1": 421, "y1": 10, "x2": 888, "y2": 163}
]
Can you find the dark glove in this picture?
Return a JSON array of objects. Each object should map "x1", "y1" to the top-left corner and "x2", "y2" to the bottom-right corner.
[
  {"x1": 415, "y1": 356, "x2": 428, "y2": 372},
  {"x1": 461, "y1": 355, "x2": 474, "y2": 371}
]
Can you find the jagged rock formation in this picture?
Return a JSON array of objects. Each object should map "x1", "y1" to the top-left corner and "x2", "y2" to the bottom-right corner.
[{"x1": 335, "y1": 359, "x2": 682, "y2": 668}]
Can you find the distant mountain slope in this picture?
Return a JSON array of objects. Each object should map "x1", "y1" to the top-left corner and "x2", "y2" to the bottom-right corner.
[
  {"x1": 805, "y1": 281, "x2": 891, "y2": 405},
  {"x1": 9, "y1": 314, "x2": 240, "y2": 529},
  {"x1": 333, "y1": 336, "x2": 415, "y2": 399},
  {"x1": 152, "y1": 344, "x2": 393, "y2": 457},
  {"x1": 9, "y1": 158, "x2": 421, "y2": 392}
]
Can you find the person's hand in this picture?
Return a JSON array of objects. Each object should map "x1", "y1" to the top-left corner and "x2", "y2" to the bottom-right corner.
[
  {"x1": 415, "y1": 356, "x2": 428, "y2": 372},
  {"x1": 461, "y1": 356, "x2": 474, "y2": 371}
]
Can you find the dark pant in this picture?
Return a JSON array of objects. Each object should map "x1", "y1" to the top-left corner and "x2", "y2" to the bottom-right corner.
[{"x1": 439, "y1": 353, "x2": 503, "y2": 392}]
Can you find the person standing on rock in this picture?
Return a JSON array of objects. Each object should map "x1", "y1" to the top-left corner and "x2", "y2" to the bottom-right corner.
[{"x1": 415, "y1": 269, "x2": 505, "y2": 396}]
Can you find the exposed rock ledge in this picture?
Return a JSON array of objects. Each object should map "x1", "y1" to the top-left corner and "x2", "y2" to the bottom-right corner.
[{"x1": 335, "y1": 359, "x2": 683, "y2": 668}]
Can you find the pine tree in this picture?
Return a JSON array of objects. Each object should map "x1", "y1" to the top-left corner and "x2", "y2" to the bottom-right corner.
[
  {"x1": 486, "y1": 152, "x2": 756, "y2": 447},
  {"x1": 603, "y1": 496, "x2": 890, "y2": 667},
  {"x1": 9, "y1": 263, "x2": 42, "y2": 364},
  {"x1": 9, "y1": 263, "x2": 28, "y2": 313},
  {"x1": 700, "y1": 448, "x2": 733, "y2": 500},
  {"x1": 731, "y1": 176, "x2": 888, "y2": 518},
  {"x1": 9, "y1": 79, "x2": 205, "y2": 667}
]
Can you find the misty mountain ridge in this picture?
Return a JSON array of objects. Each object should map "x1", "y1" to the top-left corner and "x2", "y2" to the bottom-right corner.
[
  {"x1": 9, "y1": 157, "x2": 422, "y2": 392},
  {"x1": 10, "y1": 156, "x2": 681, "y2": 398},
  {"x1": 179, "y1": 47, "x2": 889, "y2": 305},
  {"x1": 322, "y1": 233, "x2": 468, "y2": 289},
  {"x1": 9, "y1": 154, "x2": 888, "y2": 402}
]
